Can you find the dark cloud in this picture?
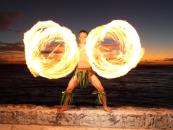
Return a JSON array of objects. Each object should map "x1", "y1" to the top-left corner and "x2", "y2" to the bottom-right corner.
[
  {"x1": 0, "y1": 11, "x2": 22, "y2": 31},
  {"x1": 164, "y1": 58, "x2": 173, "y2": 61},
  {"x1": 0, "y1": 42, "x2": 24, "y2": 51}
]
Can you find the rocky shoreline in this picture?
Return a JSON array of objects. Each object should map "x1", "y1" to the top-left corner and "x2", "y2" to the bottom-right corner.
[{"x1": 0, "y1": 104, "x2": 173, "y2": 129}]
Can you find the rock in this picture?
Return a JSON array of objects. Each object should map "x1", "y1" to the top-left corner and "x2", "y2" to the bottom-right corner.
[{"x1": 0, "y1": 104, "x2": 173, "y2": 129}]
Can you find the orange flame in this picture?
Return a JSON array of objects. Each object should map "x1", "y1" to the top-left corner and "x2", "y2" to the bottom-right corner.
[
  {"x1": 23, "y1": 20, "x2": 144, "y2": 79},
  {"x1": 23, "y1": 21, "x2": 79, "y2": 79},
  {"x1": 85, "y1": 20, "x2": 144, "y2": 79}
]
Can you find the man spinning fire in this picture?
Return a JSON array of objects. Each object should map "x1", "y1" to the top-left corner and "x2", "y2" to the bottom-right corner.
[
  {"x1": 24, "y1": 20, "x2": 144, "y2": 114},
  {"x1": 58, "y1": 30, "x2": 112, "y2": 112}
]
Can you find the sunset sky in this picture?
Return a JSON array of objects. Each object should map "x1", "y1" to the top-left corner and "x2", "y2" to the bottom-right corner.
[{"x1": 0, "y1": 0, "x2": 173, "y2": 62}]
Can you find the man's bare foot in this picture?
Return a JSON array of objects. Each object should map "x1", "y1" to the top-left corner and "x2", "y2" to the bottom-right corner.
[
  {"x1": 103, "y1": 106, "x2": 112, "y2": 112},
  {"x1": 57, "y1": 106, "x2": 68, "y2": 113}
]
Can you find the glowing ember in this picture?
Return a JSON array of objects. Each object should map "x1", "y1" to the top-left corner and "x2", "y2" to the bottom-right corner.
[
  {"x1": 85, "y1": 20, "x2": 144, "y2": 79},
  {"x1": 23, "y1": 21, "x2": 79, "y2": 79}
]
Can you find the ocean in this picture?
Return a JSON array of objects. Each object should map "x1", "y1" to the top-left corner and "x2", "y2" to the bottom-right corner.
[{"x1": 0, "y1": 64, "x2": 173, "y2": 108}]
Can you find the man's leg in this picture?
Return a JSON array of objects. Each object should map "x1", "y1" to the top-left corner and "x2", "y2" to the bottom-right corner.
[
  {"x1": 58, "y1": 75, "x2": 78, "y2": 112},
  {"x1": 89, "y1": 74, "x2": 112, "y2": 112}
]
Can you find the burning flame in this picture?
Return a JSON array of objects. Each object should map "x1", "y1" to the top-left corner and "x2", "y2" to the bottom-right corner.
[
  {"x1": 24, "y1": 20, "x2": 144, "y2": 79},
  {"x1": 23, "y1": 21, "x2": 79, "y2": 79},
  {"x1": 85, "y1": 20, "x2": 144, "y2": 79}
]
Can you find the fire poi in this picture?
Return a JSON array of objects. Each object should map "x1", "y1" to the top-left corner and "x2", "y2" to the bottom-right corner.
[{"x1": 23, "y1": 20, "x2": 144, "y2": 112}]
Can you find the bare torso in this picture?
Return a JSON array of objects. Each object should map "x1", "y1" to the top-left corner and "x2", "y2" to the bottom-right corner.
[{"x1": 77, "y1": 44, "x2": 91, "y2": 68}]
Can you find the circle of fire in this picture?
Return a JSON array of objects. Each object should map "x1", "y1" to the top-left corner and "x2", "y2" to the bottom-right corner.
[
  {"x1": 85, "y1": 20, "x2": 144, "y2": 79},
  {"x1": 23, "y1": 21, "x2": 79, "y2": 79}
]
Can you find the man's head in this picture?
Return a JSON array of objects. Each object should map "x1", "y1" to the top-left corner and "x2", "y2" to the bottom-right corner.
[{"x1": 78, "y1": 29, "x2": 88, "y2": 44}]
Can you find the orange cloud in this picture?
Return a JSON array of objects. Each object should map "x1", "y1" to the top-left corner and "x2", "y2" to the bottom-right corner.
[{"x1": 142, "y1": 48, "x2": 173, "y2": 61}]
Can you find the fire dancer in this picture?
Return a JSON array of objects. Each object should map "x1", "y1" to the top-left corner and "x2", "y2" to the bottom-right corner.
[{"x1": 58, "y1": 30, "x2": 112, "y2": 112}]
